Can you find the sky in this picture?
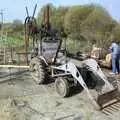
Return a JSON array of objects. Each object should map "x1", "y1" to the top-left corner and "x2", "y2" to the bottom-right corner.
[{"x1": 0, "y1": 0, "x2": 120, "y2": 23}]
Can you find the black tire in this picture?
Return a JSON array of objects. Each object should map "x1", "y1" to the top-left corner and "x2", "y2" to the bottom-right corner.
[
  {"x1": 29, "y1": 57, "x2": 45, "y2": 84},
  {"x1": 55, "y1": 77, "x2": 70, "y2": 97}
]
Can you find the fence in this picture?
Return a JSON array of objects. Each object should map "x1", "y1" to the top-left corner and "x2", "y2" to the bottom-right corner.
[{"x1": 0, "y1": 45, "x2": 31, "y2": 65}]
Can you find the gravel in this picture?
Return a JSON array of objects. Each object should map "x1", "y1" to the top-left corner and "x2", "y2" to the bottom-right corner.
[{"x1": 0, "y1": 68, "x2": 120, "y2": 120}]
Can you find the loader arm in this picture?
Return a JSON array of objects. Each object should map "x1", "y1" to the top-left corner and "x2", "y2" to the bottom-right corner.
[{"x1": 53, "y1": 59, "x2": 120, "y2": 110}]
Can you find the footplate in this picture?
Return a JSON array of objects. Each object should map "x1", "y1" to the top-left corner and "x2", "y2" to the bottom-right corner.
[{"x1": 97, "y1": 88, "x2": 120, "y2": 110}]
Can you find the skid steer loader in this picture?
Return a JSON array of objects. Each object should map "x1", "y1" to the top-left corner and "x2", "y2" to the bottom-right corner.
[{"x1": 24, "y1": 4, "x2": 120, "y2": 110}]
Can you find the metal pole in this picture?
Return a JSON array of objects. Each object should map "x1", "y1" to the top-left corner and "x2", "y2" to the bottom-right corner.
[
  {"x1": 0, "y1": 10, "x2": 3, "y2": 43},
  {"x1": 0, "y1": 9, "x2": 3, "y2": 25},
  {"x1": 0, "y1": 10, "x2": 5, "y2": 64}
]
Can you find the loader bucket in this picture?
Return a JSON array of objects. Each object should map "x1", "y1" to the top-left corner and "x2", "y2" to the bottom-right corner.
[{"x1": 97, "y1": 88, "x2": 120, "y2": 110}]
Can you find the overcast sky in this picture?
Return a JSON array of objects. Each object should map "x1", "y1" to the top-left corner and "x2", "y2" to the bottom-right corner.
[{"x1": 0, "y1": 0, "x2": 119, "y2": 23}]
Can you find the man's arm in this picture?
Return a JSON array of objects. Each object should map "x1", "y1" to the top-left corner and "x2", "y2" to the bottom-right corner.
[{"x1": 109, "y1": 43, "x2": 113, "y2": 52}]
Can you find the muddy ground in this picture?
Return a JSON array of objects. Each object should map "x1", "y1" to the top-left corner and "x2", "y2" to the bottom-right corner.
[{"x1": 0, "y1": 68, "x2": 120, "y2": 120}]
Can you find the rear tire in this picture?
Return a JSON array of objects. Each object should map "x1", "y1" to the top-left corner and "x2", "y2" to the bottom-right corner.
[
  {"x1": 29, "y1": 57, "x2": 45, "y2": 84},
  {"x1": 55, "y1": 77, "x2": 70, "y2": 97}
]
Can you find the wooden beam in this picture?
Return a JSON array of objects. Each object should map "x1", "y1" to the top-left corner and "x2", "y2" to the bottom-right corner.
[{"x1": 0, "y1": 65, "x2": 29, "y2": 68}]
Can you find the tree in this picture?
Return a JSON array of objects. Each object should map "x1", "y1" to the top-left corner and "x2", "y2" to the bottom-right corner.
[
  {"x1": 64, "y1": 4, "x2": 117, "y2": 48},
  {"x1": 80, "y1": 5, "x2": 117, "y2": 47},
  {"x1": 112, "y1": 24, "x2": 120, "y2": 42},
  {"x1": 64, "y1": 4, "x2": 94, "y2": 40},
  {"x1": 51, "y1": 6, "x2": 69, "y2": 29}
]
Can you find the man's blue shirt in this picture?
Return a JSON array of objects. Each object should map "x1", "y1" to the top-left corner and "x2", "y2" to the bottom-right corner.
[{"x1": 110, "y1": 43, "x2": 120, "y2": 56}]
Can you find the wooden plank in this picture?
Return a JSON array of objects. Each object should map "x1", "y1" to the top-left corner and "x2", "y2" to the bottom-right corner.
[{"x1": 0, "y1": 65, "x2": 29, "y2": 68}]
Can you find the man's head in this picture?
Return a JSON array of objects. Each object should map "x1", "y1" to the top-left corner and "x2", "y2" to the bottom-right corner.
[{"x1": 111, "y1": 40, "x2": 116, "y2": 43}]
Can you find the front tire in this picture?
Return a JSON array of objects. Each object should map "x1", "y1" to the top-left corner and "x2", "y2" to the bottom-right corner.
[
  {"x1": 55, "y1": 77, "x2": 70, "y2": 97},
  {"x1": 29, "y1": 57, "x2": 45, "y2": 84}
]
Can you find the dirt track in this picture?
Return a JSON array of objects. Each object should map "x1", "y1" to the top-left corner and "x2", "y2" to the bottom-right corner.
[{"x1": 0, "y1": 68, "x2": 120, "y2": 120}]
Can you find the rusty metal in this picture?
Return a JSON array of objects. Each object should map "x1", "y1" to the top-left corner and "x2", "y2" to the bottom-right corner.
[
  {"x1": 97, "y1": 88, "x2": 120, "y2": 110},
  {"x1": 44, "y1": 4, "x2": 50, "y2": 27},
  {"x1": 102, "y1": 109, "x2": 113, "y2": 115},
  {"x1": 24, "y1": 6, "x2": 29, "y2": 65},
  {"x1": 24, "y1": 4, "x2": 38, "y2": 65},
  {"x1": 102, "y1": 102, "x2": 120, "y2": 115},
  {"x1": 113, "y1": 103, "x2": 120, "y2": 108},
  {"x1": 24, "y1": 27, "x2": 29, "y2": 65},
  {"x1": 110, "y1": 105, "x2": 119, "y2": 111},
  {"x1": 43, "y1": 10, "x2": 45, "y2": 24},
  {"x1": 106, "y1": 106, "x2": 117, "y2": 112}
]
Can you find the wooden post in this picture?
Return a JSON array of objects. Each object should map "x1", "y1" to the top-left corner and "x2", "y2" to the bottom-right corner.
[
  {"x1": 3, "y1": 46, "x2": 6, "y2": 64},
  {"x1": 24, "y1": 30, "x2": 29, "y2": 65}
]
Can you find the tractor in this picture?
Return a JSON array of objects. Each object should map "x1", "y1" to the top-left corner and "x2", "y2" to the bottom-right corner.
[{"x1": 24, "y1": 4, "x2": 120, "y2": 110}]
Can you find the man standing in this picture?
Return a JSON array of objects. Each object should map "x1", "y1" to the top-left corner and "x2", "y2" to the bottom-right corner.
[{"x1": 110, "y1": 41, "x2": 120, "y2": 74}]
